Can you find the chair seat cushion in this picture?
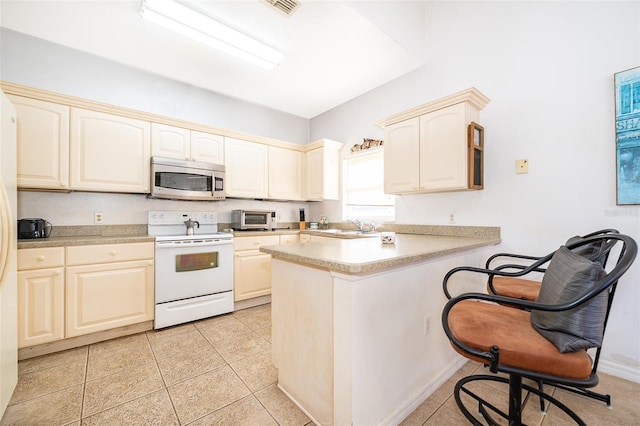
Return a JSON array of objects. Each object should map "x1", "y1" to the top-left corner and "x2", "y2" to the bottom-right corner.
[
  {"x1": 489, "y1": 277, "x2": 541, "y2": 301},
  {"x1": 448, "y1": 300, "x2": 593, "y2": 379}
]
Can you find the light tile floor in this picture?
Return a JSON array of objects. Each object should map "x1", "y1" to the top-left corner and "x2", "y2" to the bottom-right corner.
[{"x1": 2, "y1": 303, "x2": 639, "y2": 425}]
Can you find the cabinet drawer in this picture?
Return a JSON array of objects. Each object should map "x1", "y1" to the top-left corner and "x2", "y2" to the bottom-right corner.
[
  {"x1": 279, "y1": 234, "x2": 299, "y2": 245},
  {"x1": 18, "y1": 247, "x2": 65, "y2": 270},
  {"x1": 234, "y1": 235, "x2": 280, "y2": 251},
  {"x1": 66, "y1": 242, "x2": 154, "y2": 266}
]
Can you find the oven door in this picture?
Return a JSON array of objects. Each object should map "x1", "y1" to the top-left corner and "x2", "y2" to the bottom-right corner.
[{"x1": 155, "y1": 239, "x2": 233, "y2": 304}]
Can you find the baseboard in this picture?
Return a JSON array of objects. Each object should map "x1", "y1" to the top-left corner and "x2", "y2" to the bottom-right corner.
[
  {"x1": 598, "y1": 359, "x2": 640, "y2": 384},
  {"x1": 234, "y1": 295, "x2": 271, "y2": 311},
  {"x1": 380, "y1": 355, "x2": 467, "y2": 425}
]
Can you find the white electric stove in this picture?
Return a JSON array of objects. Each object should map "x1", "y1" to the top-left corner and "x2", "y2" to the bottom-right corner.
[{"x1": 148, "y1": 211, "x2": 234, "y2": 329}]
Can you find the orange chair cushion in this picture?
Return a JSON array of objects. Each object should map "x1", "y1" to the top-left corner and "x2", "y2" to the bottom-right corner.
[
  {"x1": 488, "y1": 277, "x2": 542, "y2": 301},
  {"x1": 448, "y1": 300, "x2": 593, "y2": 379}
]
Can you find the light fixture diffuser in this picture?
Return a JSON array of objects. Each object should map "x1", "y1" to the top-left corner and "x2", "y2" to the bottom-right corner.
[{"x1": 140, "y1": 0, "x2": 284, "y2": 70}]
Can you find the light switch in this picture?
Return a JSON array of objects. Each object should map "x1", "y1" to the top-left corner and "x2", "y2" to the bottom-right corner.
[{"x1": 516, "y1": 159, "x2": 529, "y2": 174}]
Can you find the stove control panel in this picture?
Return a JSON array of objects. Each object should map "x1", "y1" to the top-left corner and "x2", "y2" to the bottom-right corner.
[{"x1": 148, "y1": 211, "x2": 218, "y2": 225}]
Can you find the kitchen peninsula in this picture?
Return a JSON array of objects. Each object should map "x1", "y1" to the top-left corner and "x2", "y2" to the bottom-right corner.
[{"x1": 261, "y1": 226, "x2": 500, "y2": 426}]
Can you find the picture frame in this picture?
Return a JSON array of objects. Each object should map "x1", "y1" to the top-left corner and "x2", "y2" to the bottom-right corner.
[
  {"x1": 468, "y1": 121, "x2": 484, "y2": 190},
  {"x1": 615, "y1": 66, "x2": 640, "y2": 205}
]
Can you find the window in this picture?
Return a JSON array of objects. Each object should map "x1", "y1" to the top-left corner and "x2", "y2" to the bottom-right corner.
[{"x1": 343, "y1": 148, "x2": 395, "y2": 222}]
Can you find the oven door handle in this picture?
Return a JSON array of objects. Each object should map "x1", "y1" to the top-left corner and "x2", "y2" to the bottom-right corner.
[{"x1": 155, "y1": 239, "x2": 233, "y2": 248}]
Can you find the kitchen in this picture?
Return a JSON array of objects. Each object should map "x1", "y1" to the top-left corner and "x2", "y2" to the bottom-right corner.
[{"x1": 1, "y1": 1, "x2": 640, "y2": 425}]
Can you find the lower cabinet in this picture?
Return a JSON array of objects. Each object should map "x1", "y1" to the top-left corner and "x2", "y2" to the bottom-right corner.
[
  {"x1": 17, "y1": 247, "x2": 65, "y2": 348},
  {"x1": 17, "y1": 242, "x2": 154, "y2": 347},
  {"x1": 234, "y1": 234, "x2": 297, "y2": 302}
]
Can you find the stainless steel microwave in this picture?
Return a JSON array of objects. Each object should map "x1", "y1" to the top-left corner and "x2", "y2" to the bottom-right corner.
[
  {"x1": 150, "y1": 157, "x2": 225, "y2": 201},
  {"x1": 231, "y1": 209, "x2": 275, "y2": 231}
]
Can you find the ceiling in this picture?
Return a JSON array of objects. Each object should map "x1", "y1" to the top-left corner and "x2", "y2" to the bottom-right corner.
[{"x1": 0, "y1": 0, "x2": 428, "y2": 119}]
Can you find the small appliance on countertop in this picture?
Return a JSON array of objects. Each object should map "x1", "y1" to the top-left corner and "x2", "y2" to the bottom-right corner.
[
  {"x1": 17, "y1": 218, "x2": 52, "y2": 239},
  {"x1": 231, "y1": 209, "x2": 275, "y2": 231}
]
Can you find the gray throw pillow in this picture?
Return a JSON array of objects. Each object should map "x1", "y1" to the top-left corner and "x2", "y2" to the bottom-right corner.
[
  {"x1": 530, "y1": 246, "x2": 607, "y2": 353},
  {"x1": 565, "y1": 235, "x2": 606, "y2": 263}
]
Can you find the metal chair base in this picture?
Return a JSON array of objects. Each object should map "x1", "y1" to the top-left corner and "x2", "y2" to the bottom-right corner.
[{"x1": 454, "y1": 374, "x2": 587, "y2": 425}]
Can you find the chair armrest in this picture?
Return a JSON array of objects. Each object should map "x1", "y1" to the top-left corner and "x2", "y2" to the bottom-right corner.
[
  {"x1": 443, "y1": 252, "x2": 554, "y2": 300},
  {"x1": 485, "y1": 252, "x2": 543, "y2": 269}
]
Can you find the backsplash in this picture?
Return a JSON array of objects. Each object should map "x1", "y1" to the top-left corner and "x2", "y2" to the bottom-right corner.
[{"x1": 18, "y1": 190, "x2": 310, "y2": 227}]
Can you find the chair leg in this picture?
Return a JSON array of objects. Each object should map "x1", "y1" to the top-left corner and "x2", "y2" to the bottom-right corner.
[
  {"x1": 537, "y1": 380, "x2": 546, "y2": 412},
  {"x1": 508, "y1": 374, "x2": 523, "y2": 425},
  {"x1": 453, "y1": 374, "x2": 588, "y2": 425}
]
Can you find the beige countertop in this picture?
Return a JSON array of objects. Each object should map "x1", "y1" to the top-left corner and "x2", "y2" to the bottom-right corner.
[{"x1": 260, "y1": 233, "x2": 501, "y2": 274}]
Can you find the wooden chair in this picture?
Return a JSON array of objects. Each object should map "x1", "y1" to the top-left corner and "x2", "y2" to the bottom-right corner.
[{"x1": 441, "y1": 234, "x2": 637, "y2": 425}]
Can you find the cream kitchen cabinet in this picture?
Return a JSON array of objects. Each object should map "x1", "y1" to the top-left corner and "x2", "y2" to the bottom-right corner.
[
  {"x1": 8, "y1": 95, "x2": 70, "y2": 190},
  {"x1": 378, "y1": 88, "x2": 490, "y2": 194},
  {"x1": 299, "y1": 234, "x2": 311, "y2": 244},
  {"x1": 269, "y1": 146, "x2": 304, "y2": 200},
  {"x1": 233, "y1": 235, "x2": 279, "y2": 301},
  {"x1": 233, "y1": 234, "x2": 285, "y2": 302},
  {"x1": 279, "y1": 234, "x2": 299, "y2": 245},
  {"x1": 70, "y1": 108, "x2": 151, "y2": 193},
  {"x1": 225, "y1": 138, "x2": 269, "y2": 198},
  {"x1": 17, "y1": 248, "x2": 65, "y2": 348},
  {"x1": 65, "y1": 243, "x2": 154, "y2": 338},
  {"x1": 305, "y1": 139, "x2": 343, "y2": 201},
  {"x1": 151, "y1": 123, "x2": 224, "y2": 164}
]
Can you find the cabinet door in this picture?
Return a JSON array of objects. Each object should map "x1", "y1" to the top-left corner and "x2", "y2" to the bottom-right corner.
[
  {"x1": 151, "y1": 123, "x2": 190, "y2": 160},
  {"x1": 224, "y1": 138, "x2": 268, "y2": 198},
  {"x1": 383, "y1": 117, "x2": 420, "y2": 194},
  {"x1": 419, "y1": 103, "x2": 468, "y2": 192},
  {"x1": 9, "y1": 95, "x2": 70, "y2": 190},
  {"x1": 17, "y1": 268, "x2": 64, "y2": 348},
  {"x1": 234, "y1": 250, "x2": 272, "y2": 301},
  {"x1": 65, "y1": 260, "x2": 154, "y2": 337},
  {"x1": 305, "y1": 148, "x2": 324, "y2": 201},
  {"x1": 191, "y1": 131, "x2": 224, "y2": 164},
  {"x1": 70, "y1": 108, "x2": 151, "y2": 193},
  {"x1": 269, "y1": 146, "x2": 303, "y2": 200}
]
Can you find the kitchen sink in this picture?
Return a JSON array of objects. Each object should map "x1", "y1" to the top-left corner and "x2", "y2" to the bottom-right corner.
[{"x1": 313, "y1": 229, "x2": 379, "y2": 237}]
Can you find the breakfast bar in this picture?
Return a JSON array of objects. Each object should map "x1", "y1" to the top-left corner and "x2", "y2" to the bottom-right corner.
[{"x1": 261, "y1": 227, "x2": 501, "y2": 426}]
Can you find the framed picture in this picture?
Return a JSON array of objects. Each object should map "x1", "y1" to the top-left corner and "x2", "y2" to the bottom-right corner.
[
  {"x1": 467, "y1": 121, "x2": 484, "y2": 190},
  {"x1": 615, "y1": 66, "x2": 640, "y2": 205}
]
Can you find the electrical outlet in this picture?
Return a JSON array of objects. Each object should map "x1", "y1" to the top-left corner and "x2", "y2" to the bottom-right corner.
[
  {"x1": 423, "y1": 314, "x2": 431, "y2": 335},
  {"x1": 94, "y1": 212, "x2": 104, "y2": 224},
  {"x1": 516, "y1": 159, "x2": 529, "y2": 174},
  {"x1": 448, "y1": 212, "x2": 456, "y2": 224}
]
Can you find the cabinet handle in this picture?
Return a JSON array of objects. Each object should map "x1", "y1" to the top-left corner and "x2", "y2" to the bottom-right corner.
[
  {"x1": 36, "y1": 255, "x2": 45, "y2": 261},
  {"x1": 54, "y1": 270, "x2": 62, "y2": 276},
  {"x1": 148, "y1": 261, "x2": 154, "y2": 266},
  {"x1": 110, "y1": 250, "x2": 118, "y2": 256}
]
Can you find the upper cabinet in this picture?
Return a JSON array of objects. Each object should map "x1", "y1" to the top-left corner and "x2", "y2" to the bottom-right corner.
[
  {"x1": 151, "y1": 123, "x2": 224, "y2": 164},
  {"x1": 70, "y1": 108, "x2": 151, "y2": 193},
  {"x1": 377, "y1": 88, "x2": 490, "y2": 194},
  {"x1": 3, "y1": 83, "x2": 344, "y2": 201},
  {"x1": 269, "y1": 146, "x2": 304, "y2": 200},
  {"x1": 305, "y1": 139, "x2": 343, "y2": 201},
  {"x1": 225, "y1": 138, "x2": 269, "y2": 198},
  {"x1": 8, "y1": 95, "x2": 70, "y2": 190}
]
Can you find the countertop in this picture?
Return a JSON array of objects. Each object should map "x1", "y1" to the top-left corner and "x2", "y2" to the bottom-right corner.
[{"x1": 260, "y1": 233, "x2": 501, "y2": 274}]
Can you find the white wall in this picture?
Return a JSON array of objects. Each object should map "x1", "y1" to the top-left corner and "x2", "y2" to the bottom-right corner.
[
  {"x1": 309, "y1": 1, "x2": 640, "y2": 381},
  {"x1": 0, "y1": 28, "x2": 309, "y2": 144}
]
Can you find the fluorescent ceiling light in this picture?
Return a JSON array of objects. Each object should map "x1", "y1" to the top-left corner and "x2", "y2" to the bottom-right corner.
[{"x1": 140, "y1": 0, "x2": 284, "y2": 70}]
